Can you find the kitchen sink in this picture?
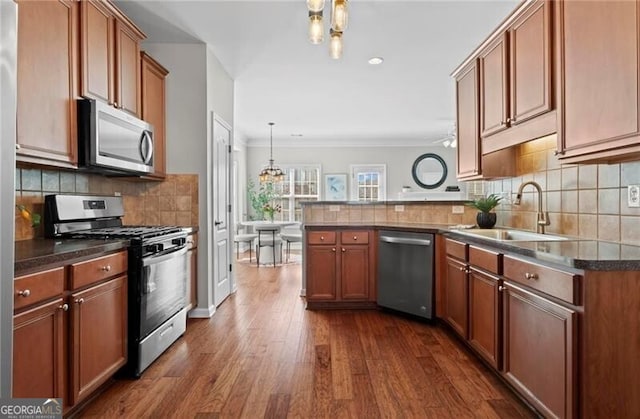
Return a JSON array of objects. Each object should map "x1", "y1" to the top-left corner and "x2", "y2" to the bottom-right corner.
[{"x1": 452, "y1": 229, "x2": 570, "y2": 242}]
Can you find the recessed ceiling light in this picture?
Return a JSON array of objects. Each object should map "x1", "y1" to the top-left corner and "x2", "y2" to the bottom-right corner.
[{"x1": 368, "y1": 57, "x2": 384, "y2": 65}]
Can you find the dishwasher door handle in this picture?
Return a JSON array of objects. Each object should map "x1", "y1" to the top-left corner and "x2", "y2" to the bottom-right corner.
[{"x1": 380, "y1": 236, "x2": 432, "y2": 246}]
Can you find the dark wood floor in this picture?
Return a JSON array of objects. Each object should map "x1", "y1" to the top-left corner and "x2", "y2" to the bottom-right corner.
[{"x1": 79, "y1": 255, "x2": 536, "y2": 418}]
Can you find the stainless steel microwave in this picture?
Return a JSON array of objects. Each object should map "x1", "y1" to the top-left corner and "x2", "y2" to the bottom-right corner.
[{"x1": 78, "y1": 98, "x2": 154, "y2": 175}]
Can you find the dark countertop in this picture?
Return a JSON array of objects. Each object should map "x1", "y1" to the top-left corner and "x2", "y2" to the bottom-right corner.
[
  {"x1": 15, "y1": 239, "x2": 129, "y2": 276},
  {"x1": 303, "y1": 222, "x2": 640, "y2": 271}
]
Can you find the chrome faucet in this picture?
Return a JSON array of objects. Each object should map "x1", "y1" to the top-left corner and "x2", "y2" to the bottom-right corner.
[{"x1": 513, "y1": 181, "x2": 550, "y2": 234}]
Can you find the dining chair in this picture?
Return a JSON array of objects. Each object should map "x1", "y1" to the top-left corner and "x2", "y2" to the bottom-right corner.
[
  {"x1": 255, "y1": 224, "x2": 283, "y2": 267},
  {"x1": 233, "y1": 224, "x2": 258, "y2": 262},
  {"x1": 279, "y1": 223, "x2": 302, "y2": 263}
]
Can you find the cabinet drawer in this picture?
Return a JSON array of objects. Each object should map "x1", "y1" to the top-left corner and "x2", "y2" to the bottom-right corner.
[
  {"x1": 469, "y1": 245, "x2": 502, "y2": 274},
  {"x1": 340, "y1": 231, "x2": 369, "y2": 245},
  {"x1": 446, "y1": 238, "x2": 467, "y2": 261},
  {"x1": 503, "y1": 255, "x2": 581, "y2": 305},
  {"x1": 70, "y1": 251, "x2": 128, "y2": 290},
  {"x1": 307, "y1": 231, "x2": 336, "y2": 245},
  {"x1": 14, "y1": 267, "x2": 65, "y2": 311}
]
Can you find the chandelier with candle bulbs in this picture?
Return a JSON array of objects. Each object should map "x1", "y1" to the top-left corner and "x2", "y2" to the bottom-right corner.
[
  {"x1": 307, "y1": 0, "x2": 348, "y2": 59},
  {"x1": 259, "y1": 122, "x2": 285, "y2": 184}
]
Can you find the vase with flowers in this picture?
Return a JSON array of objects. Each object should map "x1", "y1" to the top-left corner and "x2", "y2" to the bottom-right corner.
[{"x1": 247, "y1": 179, "x2": 282, "y2": 221}]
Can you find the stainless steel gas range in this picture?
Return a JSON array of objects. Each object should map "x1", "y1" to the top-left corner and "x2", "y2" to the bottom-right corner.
[{"x1": 44, "y1": 194, "x2": 188, "y2": 377}]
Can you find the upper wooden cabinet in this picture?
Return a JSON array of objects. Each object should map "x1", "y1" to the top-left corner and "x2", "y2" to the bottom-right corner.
[
  {"x1": 16, "y1": 0, "x2": 78, "y2": 169},
  {"x1": 80, "y1": 0, "x2": 145, "y2": 117},
  {"x1": 555, "y1": 0, "x2": 640, "y2": 163},
  {"x1": 454, "y1": 59, "x2": 516, "y2": 181},
  {"x1": 479, "y1": 0, "x2": 555, "y2": 153},
  {"x1": 141, "y1": 52, "x2": 169, "y2": 179}
]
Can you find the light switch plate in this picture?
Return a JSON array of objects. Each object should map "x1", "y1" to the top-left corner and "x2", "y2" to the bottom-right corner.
[
  {"x1": 628, "y1": 185, "x2": 640, "y2": 207},
  {"x1": 452, "y1": 205, "x2": 465, "y2": 214},
  {"x1": 394, "y1": 205, "x2": 405, "y2": 212}
]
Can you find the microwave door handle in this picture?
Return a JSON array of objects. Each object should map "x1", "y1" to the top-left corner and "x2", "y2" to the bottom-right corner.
[{"x1": 140, "y1": 130, "x2": 153, "y2": 164}]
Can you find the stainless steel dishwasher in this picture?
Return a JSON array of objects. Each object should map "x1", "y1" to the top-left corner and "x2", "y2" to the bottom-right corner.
[{"x1": 377, "y1": 230, "x2": 435, "y2": 319}]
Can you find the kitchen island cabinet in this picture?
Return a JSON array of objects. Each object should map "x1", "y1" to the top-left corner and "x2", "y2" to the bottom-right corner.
[
  {"x1": 305, "y1": 229, "x2": 376, "y2": 309},
  {"x1": 16, "y1": 0, "x2": 78, "y2": 169}
]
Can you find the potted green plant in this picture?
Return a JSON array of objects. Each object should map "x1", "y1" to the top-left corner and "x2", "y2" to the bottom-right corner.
[{"x1": 467, "y1": 193, "x2": 502, "y2": 229}]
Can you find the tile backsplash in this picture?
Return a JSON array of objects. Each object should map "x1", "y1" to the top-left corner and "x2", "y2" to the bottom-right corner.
[
  {"x1": 15, "y1": 167, "x2": 198, "y2": 241},
  {"x1": 488, "y1": 135, "x2": 640, "y2": 245}
]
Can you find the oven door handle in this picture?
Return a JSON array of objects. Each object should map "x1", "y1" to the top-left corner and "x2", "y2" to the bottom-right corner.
[{"x1": 143, "y1": 245, "x2": 188, "y2": 267}]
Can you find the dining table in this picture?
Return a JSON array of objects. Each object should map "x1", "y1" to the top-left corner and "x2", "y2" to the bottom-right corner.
[{"x1": 238, "y1": 220, "x2": 300, "y2": 265}]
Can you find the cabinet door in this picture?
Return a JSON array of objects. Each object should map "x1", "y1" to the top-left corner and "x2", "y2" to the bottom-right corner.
[
  {"x1": 80, "y1": 0, "x2": 114, "y2": 105},
  {"x1": 455, "y1": 61, "x2": 480, "y2": 179},
  {"x1": 480, "y1": 33, "x2": 509, "y2": 137},
  {"x1": 502, "y1": 282, "x2": 576, "y2": 419},
  {"x1": 115, "y1": 20, "x2": 142, "y2": 116},
  {"x1": 306, "y1": 246, "x2": 337, "y2": 300},
  {"x1": 17, "y1": 0, "x2": 78, "y2": 167},
  {"x1": 509, "y1": 0, "x2": 552, "y2": 125},
  {"x1": 70, "y1": 276, "x2": 127, "y2": 405},
  {"x1": 443, "y1": 257, "x2": 468, "y2": 338},
  {"x1": 340, "y1": 245, "x2": 369, "y2": 300},
  {"x1": 556, "y1": 0, "x2": 640, "y2": 160},
  {"x1": 141, "y1": 52, "x2": 169, "y2": 178},
  {"x1": 13, "y1": 298, "x2": 66, "y2": 399},
  {"x1": 468, "y1": 268, "x2": 500, "y2": 369}
]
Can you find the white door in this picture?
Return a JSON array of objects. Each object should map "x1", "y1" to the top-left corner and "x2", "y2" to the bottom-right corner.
[{"x1": 212, "y1": 114, "x2": 232, "y2": 307}]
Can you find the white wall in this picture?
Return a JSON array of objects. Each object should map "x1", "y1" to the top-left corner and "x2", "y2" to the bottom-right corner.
[
  {"x1": 246, "y1": 145, "x2": 462, "y2": 200},
  {"x1": 141, "y1": 42, "x2": 234, "y2": 317}
]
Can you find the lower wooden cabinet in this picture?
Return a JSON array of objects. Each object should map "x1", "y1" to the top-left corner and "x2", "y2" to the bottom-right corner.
[
  {"x1": 12, "y1": 250, "x2": 128, "y2": 412},
  {"x1": 502, "y1": 281, "x2": 577, "y2": 419},
  {"x1": 13, "y1": 298, "x2": 66, "y2": 399},
  {"x1": 305, "y1": 229, "x2": 375, "y2": 308},
  {"x1": 443, "y1": 256, "x2": 468, "y2": 338},
  {"x1": 468, "y1": 268, "x2": 500, "y2": 369},
  {"x1": 70, "y1": 276, "x2": 127, "y2": 405}
]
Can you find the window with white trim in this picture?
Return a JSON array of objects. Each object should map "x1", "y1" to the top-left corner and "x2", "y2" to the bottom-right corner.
[
  {"x1": 274, "y1": 165, "x2": 321, "y2": 221},
  {"x1": 350, "y1": 164, "x2": 387, "y2": 201}
]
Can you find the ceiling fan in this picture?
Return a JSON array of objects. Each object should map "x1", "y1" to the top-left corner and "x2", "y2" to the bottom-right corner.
[{"x1": 431, "y1": 123, "x2": 457, "y2": 148}]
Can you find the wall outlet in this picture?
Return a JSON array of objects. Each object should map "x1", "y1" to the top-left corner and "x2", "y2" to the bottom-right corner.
[
  {"x1": 329, "y1": 205, "x2": 340, "y2": 212},
  {"x1": 394, "y1": 205, "x2": 405, "y2": 212},
  {"x1": 114, "y1": 191, "x2": 121, "y2": 196},
  {"x1": 452, "y1": 205, "x2": 465, "y2": 214},
  {"x1": 628, "y1": 185, "x2": 640, "y2": 207}
]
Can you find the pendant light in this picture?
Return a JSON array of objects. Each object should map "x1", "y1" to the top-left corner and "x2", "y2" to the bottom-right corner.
[
  {"x1": 329, "y1": 29, "x2": 343, "y2": 60},
  {"x1": 308, "y1": 11, "x2": 324, "y2": 45},
  {"x1": 331, "y1": 0, "x2": 348, "y2": 32},
  {"x1": 259, "y1": 122, "x2": 284, "y2": 184}
]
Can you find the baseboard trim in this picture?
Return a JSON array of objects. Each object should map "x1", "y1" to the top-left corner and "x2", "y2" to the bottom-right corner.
[{"x1": 188, "y1": 305, "x2": 216, "y2": 318}]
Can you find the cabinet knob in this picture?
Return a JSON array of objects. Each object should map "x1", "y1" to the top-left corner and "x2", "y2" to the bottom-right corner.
[
  {"x1": 17, "y1": 289, "x2": 31, "y2": 297},
  {"x1": 320, "y1": 236, "x2": 325, "y2": 241},
  {"x1": 101, "y1": 265, "x2": 112, "y2": 272},
  {"x1": 506, "y1": 117, "x2": 511, "y2": 123},
  {"x1": 353, "y1": 236, "x2": 358, "y2": 240},
  {"x1": 113, "y1": 102, "x2": 118, "y2": 108},
  {"x1": 59, "y1": 303, "x2": 69, "y2": 311},
  {"x1": 75, "y1": 298, "x2": 85, "y2": 304},
  {"x1": 342, "y1": 248, "x2": 346, "y2": 252},
  {"x1": 498, "y1": 285, "x2": 506, "y2": 292},
  {"x1": 332, "y1": 248, "x2": 336, "y2": 252},
  {"x1": 459, "y1": 266, "x2": 465, "y2": 272},
  {"x1": 15, "y1": 144, "x2": 20, "y2": 150},
  {"x1": 524, "y1": 272, "x2": 538, "y2": 280}
]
